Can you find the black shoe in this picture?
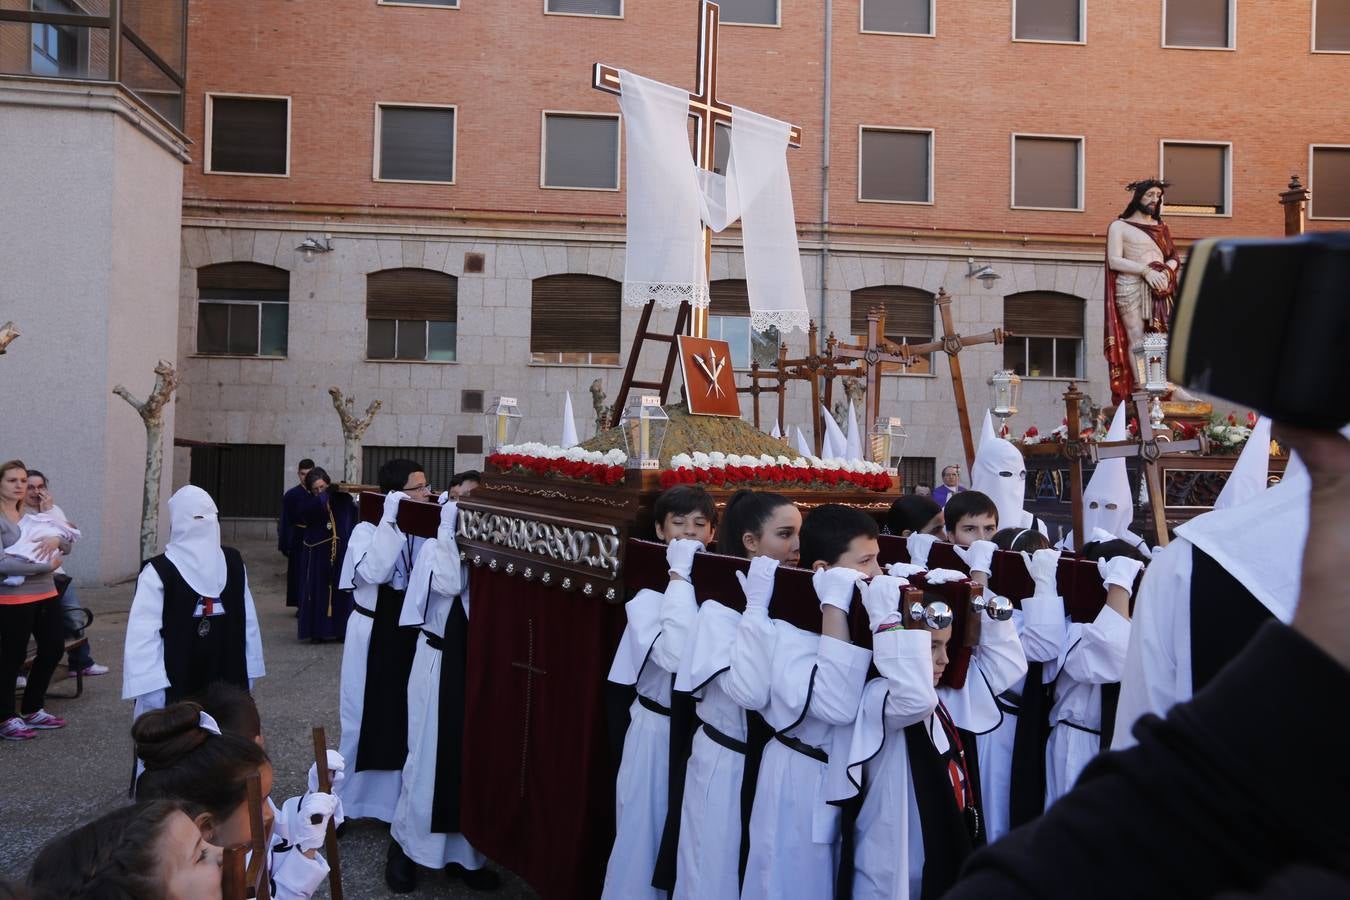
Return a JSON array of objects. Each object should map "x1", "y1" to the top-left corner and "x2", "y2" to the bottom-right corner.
[
  {"x1": 446, "y1": 863, "x2": 502, "y2": 892},
  {"x1": 333, "y1": 820, "x2": 347, "y2": 839},
  {"x1": 385, "y1": 840, "x2": 418, "y2": 893}
]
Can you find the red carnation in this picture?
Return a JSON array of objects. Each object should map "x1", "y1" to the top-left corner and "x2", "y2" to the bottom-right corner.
[
  {"x1": 1246, "y1": 411, "x2": 1258, "y2": 428},
  {"x1": 1025, "y1": 426, "x2": 1039, "y2": 437}
]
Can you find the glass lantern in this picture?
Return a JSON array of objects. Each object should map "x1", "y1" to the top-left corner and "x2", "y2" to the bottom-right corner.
[
  {"x1": 620, "y1": 395, "x2": 668, "y2": 470},
  {"x1": 483, "y1": 396, "x2": 522, "y2": 454},
  {"x1": 988, "y1": 370, "x2": 1023, "y2": 420},
  {"x1": 1142, "y1": 333, "x2": 1169, "y2": 395},
  {"x1": 870, "y1": 416, "x2": 907, "y2": 474}
]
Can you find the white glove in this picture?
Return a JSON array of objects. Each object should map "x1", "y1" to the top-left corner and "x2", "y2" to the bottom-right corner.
[
  {"x1": 953, "y1": 540, "x2": 997, "y2": 576},
  {"x1": 923, "y1": 567, "x2": 966, "y2": 585},
  {"x1": 1089, "y1": 527, "x2": 1116, "y2": 545},
  {"x1": 306, "y1": 749, "x2": 346, "y2": 794},
  {"x1": 1019, "y1": 548, "x2": 1062, "y2": 595},
  {"x1": 1098, "y1": 556, "x2": 1145, "y2": 594},
  {"x1": 735, "y1": 555, "x2": 779, "y2": 611},
  {"x1": 381, "y1": 490, "x2": 408, "y2": 525},
  {"x1": 439, "y1": 499, "x2": 459, "y2": 534},
  {"x1": 284, "y1": 792, "x2": 339, "y2": 852},
  {"x1": 859, "y1": 574, "x2": 907, "y2": 632},
  {"x1": 886, "y1": 561, "x2": 927, "y2": 578},
  {"x1": 438, "y1": 490, "x2": 450, "y2": 505},
  {"x1": 812, "y1": 566, "x2": 864, "y2": 613},
  {"x1": 906, "y1": 532, "x2": 938, "y2": 570},
  {"x1": 666, "y1": 538, "x2": 703, "y2": 580}
]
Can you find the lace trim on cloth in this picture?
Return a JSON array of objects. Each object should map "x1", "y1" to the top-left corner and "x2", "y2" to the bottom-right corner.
[
  {"x1": 622, "y1": 281, "x2": 711, "y2": 310},
  {"x1": 751, "y1": 309, "x2": 810, "y2": 334}
]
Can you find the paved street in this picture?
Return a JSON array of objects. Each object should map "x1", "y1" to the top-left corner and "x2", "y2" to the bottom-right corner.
[{"x1": 0, "y1": 537, "x2": 536, "y2": 898}]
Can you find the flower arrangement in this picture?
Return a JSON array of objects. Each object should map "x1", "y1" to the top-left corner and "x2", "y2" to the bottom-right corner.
[
  {"x1": 486, "y1": 443, "x2": 628, "y2": 485},
  {"x1": 1196, "y1": 412, "x2": 1256, "y2": 453},
  {"x1": 660, "y1": 452, "x2": 893, "y2": 492}
]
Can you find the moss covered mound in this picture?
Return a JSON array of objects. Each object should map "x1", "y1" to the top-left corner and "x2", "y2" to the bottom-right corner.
[{"x1": 579, "y1": 403, "x2": 804, "y2": 467}]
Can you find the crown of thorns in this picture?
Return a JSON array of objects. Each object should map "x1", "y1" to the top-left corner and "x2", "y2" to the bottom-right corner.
[{"x1": 1125, "y1": 179, "x2": 1171, "y2": 192}]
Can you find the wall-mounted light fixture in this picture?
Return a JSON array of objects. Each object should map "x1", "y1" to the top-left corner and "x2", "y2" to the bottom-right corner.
[
  {"x1": 966, "y1": 258, "x2": 1002, "y2": 290},
  {"x1": 296, "y1": 235, "x2": 334, "y2": 262}
]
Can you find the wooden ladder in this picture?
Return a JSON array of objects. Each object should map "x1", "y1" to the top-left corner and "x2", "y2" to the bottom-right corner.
[{"x1": 608, "y1": 300, "x2": 691, "y2": 428}]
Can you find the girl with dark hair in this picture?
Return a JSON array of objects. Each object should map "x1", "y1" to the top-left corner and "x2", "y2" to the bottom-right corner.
[
  {"x1": 887, "y1": 494, "x2": 944, "y2": 539},
  {"x1": 28, "y1": 800, "x2": 223, "y2": 900},
  {"x1": 0, "y1": 459, "x2": 68, "y2": 741},
  {"x1": 993, "y1": 527, "x2": 1052, "y2": 553},
  {"x1": 295, "y1": 467, "x2": 356, "y2": 643},
  {"x1": 717, "y1": 490, "x2": 802, "y2": 565}
]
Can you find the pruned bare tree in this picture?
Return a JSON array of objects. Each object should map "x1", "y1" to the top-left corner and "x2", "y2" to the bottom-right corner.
[
  {"x1": 328, "y1": 387, "x2": 382, "y2": 483},
  {"x1": 589, "y1": 378, "x2": 612, "y2": 437},
  {"x1": 113, "y1": 360, "x2": 178, "y2": 561},
  {"x1": 0, "y1": 321, "x2": 19, "y2": 355}
]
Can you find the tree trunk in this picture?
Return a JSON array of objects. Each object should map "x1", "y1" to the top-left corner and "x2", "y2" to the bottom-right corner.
[
  {"x1": 343, "y1": 436, "x2": 361, "y2": 484},
  {"x1": 328, "y1": 387, "x2": 382, "y2": 485},
  {"x1": 141, "y1": 420, "x2": 164, "y2": 563}
]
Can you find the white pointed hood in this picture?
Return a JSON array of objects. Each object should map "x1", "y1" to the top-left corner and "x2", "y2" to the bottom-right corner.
[
  {"x1": 163, "y1": 486, "x2": 228, "y2": 597},
  {"x1": 821, "y1": 405, "x2": 848, "y2": 459},
  {"x1": 794, "y1": 426, "x2": 813, "y2": 457},
  {"x1": 1082, "y1": 404, "x2": 1134, "y2": 539},
  {"x1": 845, "y1": 400, "x2": 864, "y2": 461},
  {"x1": 971, "y1": 411, "x2": 1029, "y2": 529},
  {"x1": 1213, "y1": 416, "x2": 1272, "y2": 510},
  {"x1": 561, "y1": 390, "x2": 579, "y2": 448}
]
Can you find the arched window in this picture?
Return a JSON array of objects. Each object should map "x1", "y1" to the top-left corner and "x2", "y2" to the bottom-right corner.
[
  {"x1": 708, "y1": 279, "x2": 780, "y2": 369},
  {"x1": 366, "y1": 268, "x2": 458, "y2": 362},
  {"x1": 196, "y1": 262, "x2": 290, "y2": 357},
  {"x1": 1002, "y1": 291, "x2": 1084, "y2": 379},
  {"x1": 850, "y1": 285, "x2": 934, "y2": 374},
  {"x1": 530, "y1": 274, "x2": 621, "y2": 365}
]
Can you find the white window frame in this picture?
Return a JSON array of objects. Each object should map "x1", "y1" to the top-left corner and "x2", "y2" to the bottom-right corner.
[
  {"x1": 859, "y1": 0, "x2": 936, "y2": 37},
  {"x1": 1009, "y1": 132, "x2": 1085, "y2": 212},
  {"x1": 1309, "y1": 143, "x2": 1350, "y2": 221},
  {"x1": 1161, "y1": 0, "x2": 1237, "y2": 51},
  {"x1": 376, "y1": 0, "x2": 459, "y2": 8},
  {"x1": 1158, "y1": 139, "x2": 1233, "y2": 217},
  {"x1": 857, "y1": 125, "x2": 935, "y2": 205},
  {"x1": 1011, "y1": 0, "x2": 1087, "y2": 45},
  {"x1": 372, "y1": 101, "x2": 458, "y2": 185},
  {"x1": 204, "y1": 92, "x2": 292, "y2": 178},
  {"x1": 195, "y1": 297, "x2": 289, "y2": 359},
  {"x1": 719, "y1": 0, "x2": 782, "y2": 28},
  {"x1": 539, "y1": 110, "x2": 622, "y2": 191},
  {"x1": 544, "y1": 0, "x2": 623, "y2": 19},
  {"x1": 1312, "y1": 0, "x2": 1350, "y2": 53},
  {"x1": 1005, "y1": 335, "x2": 1084, "y2": 380},
  {"x1": 366, "y1": 318, "x2": 458, "y2": 364}
]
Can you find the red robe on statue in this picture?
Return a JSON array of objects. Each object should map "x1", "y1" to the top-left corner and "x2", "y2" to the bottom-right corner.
[{"x1": 1104, "y1": 219, "x2": 1178, "y2": 404}]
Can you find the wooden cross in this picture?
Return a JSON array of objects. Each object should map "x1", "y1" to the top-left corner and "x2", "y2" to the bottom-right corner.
[
  {"x1": 594, "y1": 0, "x2": 803, "y2": 339},
  {"x1": 757, "y1": 320, "x2": 864, "y2": 455},
  {"x1": 511, "y1": 618, "x2": 547, "y2": 799},
  {"x1": 830, "y1": 289, "x2": 1007, "y2": 469}
]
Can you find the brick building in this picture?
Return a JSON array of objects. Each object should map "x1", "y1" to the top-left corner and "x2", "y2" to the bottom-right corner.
[{"x1": 4, "y1": 1, "x2": 1348, "y2": 575}]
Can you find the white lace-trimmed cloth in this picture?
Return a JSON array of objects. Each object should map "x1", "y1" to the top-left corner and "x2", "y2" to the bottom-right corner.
[{"x1": 617, "y1": 71, "x2": 810, "y2": 333}]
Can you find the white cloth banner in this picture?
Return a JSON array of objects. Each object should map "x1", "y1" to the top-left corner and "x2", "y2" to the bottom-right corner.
[{"x1": 617, "y1": 71, "x2": 809, "y2": 332}]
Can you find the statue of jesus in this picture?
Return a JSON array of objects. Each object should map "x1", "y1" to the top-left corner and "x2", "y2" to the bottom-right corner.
[{"x1": 1105, "y1": 179, "x2": 1178, "y2": 404}]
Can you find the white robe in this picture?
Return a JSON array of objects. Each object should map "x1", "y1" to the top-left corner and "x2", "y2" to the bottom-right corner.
[
  {"x1": 268, "y1": 795, "x2": 330, "y2": 900},
  {"x1": 830, "y1": 617, "x2": 1027, "y2": 900},
  {"x1": 741, "y1": 623, "x2": 871, "y2": 900},
  {"x1": 121, "y1": 561, "x2": 265, "y2": 720},
  {"x1": 1112, "y1": 458, "x2": 1309, "y2": 750},
  {"x1": 334, "y1": 520, "x2": 420, "y2": 822},
  {"x1": 390, "y1": 535, "x2": 485, "y2": 870},
  {"x1": 1045, "y1": 605, "x2": 1130, "y2": 803},
  {"x1": 972, "y1": 593, "x2": 1067, "y2": 843},
  {"x1": 601, "y1": 579, "x2": 698, "y2": 900},
  {"x1": 672, "y1": 599, "x2": 776, "y2": 900}
]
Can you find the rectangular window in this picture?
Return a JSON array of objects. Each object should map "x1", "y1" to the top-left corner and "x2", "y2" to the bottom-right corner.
[
  {"x1": 862, "y1": 0, "x2": 933, "y2": 35},
  {"x1": 207, "y1": 95, "x2": 289, "y2": 176},
  {"x1": 1014, "y1": 0, "x2": 1083, "y2": 42},
  {"x1": 1163, "y1": 0, "x2": 1233, "y2": 49},
  {"x1": 376, "y1": 104, "x2": 455, "y2": 183},
  {"x1": 546, "y1": 0, "x2": 622, "y2": 16},
  {"x1": 1161, "y1": 141, "x2": 1229, "y2": 214},
  {"x1": 531, "y1": 274, "x2": 621, "y2": 365},
  {"x1": 366, "y1": 320, "x2": 458, "y2": 361},
  {"x1": 1004, "y1": 337, "x2": 1082, "y2": 378},
  {"x1": 542, "y1": 113, "x2": 620, "y2": 190},
  {"x1": 363, "y1": 446, "x2": 457, "y2": 493},
  {"x1": 897, "y1": 457, "x2": 936, "y2": 497},
  {"x1": 378, "y1": 1, "x2": 459, "y2": 7},
  {"x1": 717, "y1": 0, "x2": 780, "y2": 26},
  {"x1": 189, "y1": 444, "x2": 285, "y2": 518},
  {"x1": 1311, "y1": 146, "x2": 1350, "y2": 218},
  {"x1": 859, "y1": 127, "x2": 932, "y2": 203},
  {"x1": 1012, "y1": 135, "x2": 1082, "y2": 210},
  {"x1": 1315, "y1": 0, "x2": 1350, "y2": 51}
]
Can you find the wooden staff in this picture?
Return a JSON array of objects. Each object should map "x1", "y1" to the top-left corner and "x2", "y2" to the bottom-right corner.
[
  {"x1": 221, "y1": 844, "x2": 247, "y2": 900},
  {"x1": 243, "y1": 770, "x2": 271, "y2": 900},
  {"x1": 312, "y1": 725, "x2": 345, "y2": 900}
]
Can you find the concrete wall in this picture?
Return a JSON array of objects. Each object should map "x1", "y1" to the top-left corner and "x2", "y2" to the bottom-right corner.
[
  {"x1": 0, "y1": 79, "x2": 186, "y2": 583},
  {"x1": 174, "y1": 223, "x2": 1109, "y2": 494}
]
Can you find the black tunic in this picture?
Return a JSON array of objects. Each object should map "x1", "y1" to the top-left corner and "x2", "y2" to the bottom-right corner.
[
  {"x1": 149, "y1": 548, "x2": 249, "y2": 704},
  {"x1": 354, "y1": 582, "x2": 422, "y2": 772}
]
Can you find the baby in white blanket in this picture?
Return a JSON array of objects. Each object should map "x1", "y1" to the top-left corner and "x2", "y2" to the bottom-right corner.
[{"x1": 3, "y1": 512, "x2": 81, "y2": 586}]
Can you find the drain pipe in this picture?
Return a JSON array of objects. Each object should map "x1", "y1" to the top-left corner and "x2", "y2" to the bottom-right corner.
[{"x1": 818, "y1": 0, "x2": 833, "y2": 328}]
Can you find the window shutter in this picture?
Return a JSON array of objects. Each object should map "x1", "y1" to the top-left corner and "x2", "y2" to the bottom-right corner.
[
  {"x1": 1316, "y1": 0, "x2": 1350, "y2": 51},
  {"x1": 531, "y1": 275, "x2": 621, "y2": 354},
  {"x1": 863, "y1": 0, "x2": 932, "y2": 34},
  {"x1": 1311, "y1": 147, "x2": 1350, "y2": 218},
  {"x1": 1014, "y1": 136, "x2": 1080, "y2": 209},
  {"x1": 1015, "y1": 0, "x2": 1082, "y2": 41},
  {"x1": 710, "y1": 279, "x2": 751, "y2": 317},
  {"x1": 1165, "y1": 0, "x2": 1230, "y2": 47},
  {"x1": 860, "y1": 129, "x2": 931, "y2": 203},
  {"x1": 1003, "y1": 291, "x2": 1084, "y2": 339},
  {"x1": 850, "y1": 286, "x2": 934, "y2": 339},
  {"x1": 1163, "y1": 143, "x2": 1227, "y2": 213},
  {"x1": 198, "y1": 262, "x2": 289, "y2": 301},
  {"x1": 367, "y1": 269, "x2": 458, "y2": 321},
  {"x1": 209, "y1": 97, "x2": 288, "y2": 175}
]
